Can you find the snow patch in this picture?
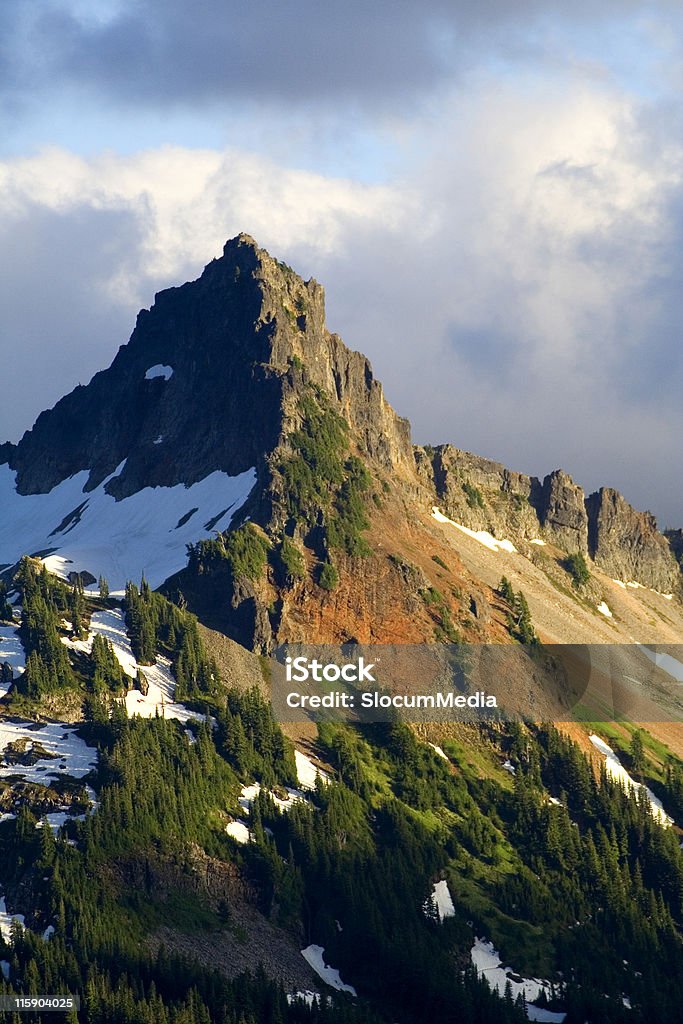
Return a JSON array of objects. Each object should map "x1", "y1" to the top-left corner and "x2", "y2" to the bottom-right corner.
[
  {"x1": 471, "y1": 938, "x2": 565, "y2": 1021},
  {"x1": 431, "y1": 880, "x2": 455, "y2": 921},
  {"x1": 225, "y1": 820, "x2": 250, "y2": 844},
  {"x1": 428, "y1": 742, "x2": 449, "y2": 761},
  {"x1": 0, "y1": 624, "x2": 25, "y2": 693},
  {"x1": 295, "y1": 749, "x2": 329, "y2": 790},
  {"x1": 144, "y1": 364, "x2": 173, "y2": 381},
  {"x1": 0, "y1": 960, "x2": 9, "y2": 979},
  {"x1": 612, "y1": 579, "x2": 627, "y2": 589},
  {"x1": 287, "y1": 992, "x2": 322, "y2": 1007},
  {"x1": 502, "y1": 759, "x2": 516, "y2": 775},
  {"x1": 0, "y1": 896, "x2": 25, "y2": 941},
  {"x1": 526, "y1": 1008, "x2": 567, "y2": 1023},
  {"x1": 238, "y1": 780, "x2": 307, "y2": 814},
  {"x1": 153, "y1": 435, "x2": 164, "y2": 445},
  {"x1": 301, "y1": 945, "x2": 356, "y2": 995},
  {"x1": 0, "y1": 464, "x2": 255, "y2": 591},
  {"x1": 431, "y1": 508, "x2": 517, "y2": 554},
  {"x1": 589, "y1": 734, "x2": 673, "y2": 826},
  {"x1": 530, "y1": 538, "x2": 546, "y2": 546},
  {"x1": 62, "y1": 608, "x2": 201, "y2": 723},
  {"x1": 0, "y1": 720, "x2": 97, "y2": 785},
  {"x1": 597, "y1": 601, "x2": 613, "y2": 618}
]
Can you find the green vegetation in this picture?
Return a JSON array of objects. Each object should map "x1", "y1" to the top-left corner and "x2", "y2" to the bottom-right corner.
[
  {"x1": 5, "y1": 561, "x2": 683, "y2": 1023},
  {"x1": 277, "y1": 537, "x2": 306, "y2": 584},
  {"x1": 326, "y1": 455, "x2": 372, "y2": 556},
  {"x1": 630, "y1": 728, "x2": 645, "y2": 774},
  {"x1": 277, "y1": 385, "x2": 373, "y2": 570},
  {"x1": 499, "y1": 577, "x2": 537, "y2": 644},
  {"x1": 0, "y1": 580, "x2": 13, "y2": 621},
  {"x1": 432, "y1": 554, "x2": 449, "y2": 571},
  {"x1": 565, "y1": 551, "x2": 591, "y2": 587},
  {"x1": 319, "y1": 560, "x2": 339, "y2": 591},
  {"x1": 279, "y1": 388, "x2": 348, "y2": 522},
  {"x1": 463, "y1": 481, "x2": 485, "y2": 509},
  {"x1": 15, "y1": 559, "x2": 77, "y2": 698},
  {"x1": 187, "y1": 522, "x2": 269, "y2": 581},
  {"x1": 421, "y1": 586, "x2": 461, "y2": 643},
  {"x1": 124, "y1": 579, "x2": 220, "y2": 700}
]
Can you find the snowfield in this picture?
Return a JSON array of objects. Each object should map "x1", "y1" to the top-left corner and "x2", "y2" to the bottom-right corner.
[
  {"x1": 286, "y1": 992, "x2": 322, "y2": 1007},
  {"x1": 234, "y1": 753, "x2": 330, "y2": 824},
  {"x1": 0, "y1": 720, "x2": 97, "y2": 785},
  {"x1": 471, "y1": 938, "x2": 566, "y2": 1022},
  {"x1": 0, "y1": 719, "x2": 97, "y2": 834},
  {"x1": 225, "y1": 820, "x2": 250, "y2": 844},
  {"x1": 64, "y1": 609, "x2": 200, "y2": 723},
  {"x1": 430, "y1": 880, "x2": 455, "y2": 921},
  {"x1": 295, "y1": 749, "x2": 329, "y2": 790},
  {"x1": 301, "y1": 945, "x2": 356, "y2": 996},
  {"x1": 589, "y1": 734, "x2": 673, "y2": 826},
  {"x1": 431, "y1": 508, "x2": 517, "y2": 554},
  {"x1": 0, "y1": 463, "x2": 256, "y2": 591},
  {"x1": 238, "y1": 780, "x2": 307, "y2": 814},
  {"x1": 0, "y1": 624, "x2": 25, "y2": 695},
  {"x1": 0, "y1": 896, "x2": 25, "y2": 942}
]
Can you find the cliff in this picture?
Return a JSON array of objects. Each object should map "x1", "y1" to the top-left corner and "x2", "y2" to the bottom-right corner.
[{"x1": 1, "y1": 233, "x2": 679, "y2": 625}]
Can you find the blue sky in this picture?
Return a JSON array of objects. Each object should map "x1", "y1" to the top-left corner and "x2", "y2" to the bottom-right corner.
[{"x1": 1, "y1": 1, "x2": 682, "y2": 525}]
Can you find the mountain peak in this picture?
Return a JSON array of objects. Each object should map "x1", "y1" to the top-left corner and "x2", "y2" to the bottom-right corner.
[{"x1": 4, "y1": 236, "x2": 412, "y2": 504}]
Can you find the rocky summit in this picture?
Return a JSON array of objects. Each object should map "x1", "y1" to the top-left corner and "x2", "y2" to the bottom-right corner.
[{"x1": 0, "y1": 234, "x2": 680, "y2": 649}]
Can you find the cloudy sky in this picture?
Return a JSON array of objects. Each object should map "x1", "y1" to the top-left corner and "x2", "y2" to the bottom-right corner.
[{"x1": 1, "y1": 1, "x2": 682, "y2": 525}]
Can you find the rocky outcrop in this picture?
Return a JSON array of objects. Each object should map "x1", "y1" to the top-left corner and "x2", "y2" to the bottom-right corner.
[
  {"x1": 586, "y1": 488, "x2": 679, "y2": 592},
  {"x1": 2, "y1": 233, "x2": 679, "y2": 610},
  {"x1": 416, "y1": 445, "x2": 541, "y2": 537},
  {"x1": 416, "y1": 448, "x2": 681, "y2": 592},
  {"x1": 666, "y1": 529, "x2": 683, "y2": 568},
  {"x1": 537, "y1": 470, "x2": 588, "y2": 554},
  {"x1": 6, "y1": 234, "x2": 412, "y2": 501}
]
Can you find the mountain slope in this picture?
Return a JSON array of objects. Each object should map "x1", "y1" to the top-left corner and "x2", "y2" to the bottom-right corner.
[
  {"x1": 0, "y1": 236, "x2": 683, "y2": 1024},
  {"x1": 2, "y1": 233, "x2": 678, "y2": 659}
]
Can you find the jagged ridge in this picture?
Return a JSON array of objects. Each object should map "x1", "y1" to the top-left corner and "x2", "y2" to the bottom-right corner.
[{"x1": 1, "y1": 234, "x2": 679, "y2": 600}]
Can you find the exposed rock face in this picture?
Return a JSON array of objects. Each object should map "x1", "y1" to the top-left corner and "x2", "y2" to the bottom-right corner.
[
  {"x1": 416, "y1": 445, "x2": 541, "y2": 537},
  {"x1": 586, "y1": 488, "x2": 679, "y2": 591},
  {"x1": 416, "y1": 448, "x2": 680, "y2": 591},
  {"x1": 6, "y1": 234, "x2": 412, "y2": 501},
  {"x1": 666, "y1": 529, "x2": 683, "y2": 568},
  {"x1": 2, "y1": 233, "x2": 679, "y2": 609},
  {"x1": 538, "y1": 470, "x2": 588, "y2": 554}
]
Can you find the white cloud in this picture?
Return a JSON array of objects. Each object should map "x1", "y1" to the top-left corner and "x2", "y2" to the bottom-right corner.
[{"x1": 1, "y1": 75, "x2": 681, "y2": 523}]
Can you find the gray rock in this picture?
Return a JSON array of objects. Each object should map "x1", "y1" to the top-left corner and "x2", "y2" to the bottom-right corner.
[
  {"x1": 586, "y1": 488, "x2": 678, "y2": 592},
  {"x1": 538, "y1": 470, "x2": 588, "y2": 554}
]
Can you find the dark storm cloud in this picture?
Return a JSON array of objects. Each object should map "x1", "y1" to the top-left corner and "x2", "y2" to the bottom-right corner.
[{"x1": 0, "y1": 0, "x2": 674, "y2": 111}]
